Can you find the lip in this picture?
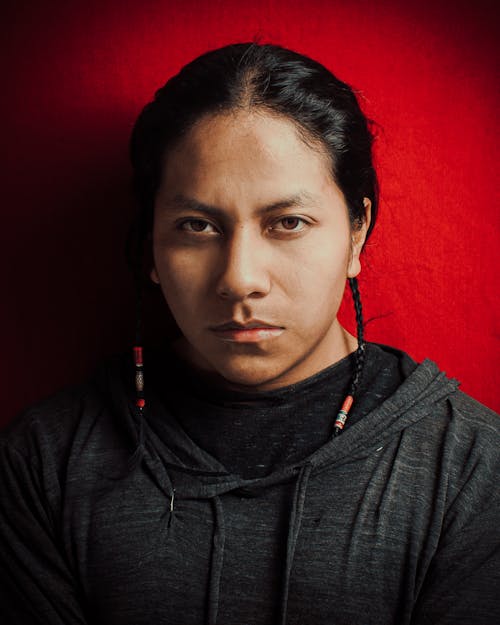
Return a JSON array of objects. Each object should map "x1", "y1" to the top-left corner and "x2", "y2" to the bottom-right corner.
[
  {"x1": 210, "y1": 318, "x2": 285, "y2": 342},
  {"x1": 211, "y1": 327, "x2": 285, "y2": 343},
  {"x1": 210, "y1": 319, "x2": 284, "y2": 331}
]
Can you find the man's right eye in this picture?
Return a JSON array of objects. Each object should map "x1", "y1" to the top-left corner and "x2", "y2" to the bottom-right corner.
[{"x1": 177, "y1": 219, "x2": 218, "y2": 234}]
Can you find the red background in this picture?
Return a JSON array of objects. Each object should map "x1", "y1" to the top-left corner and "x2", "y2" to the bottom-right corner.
[{"x1": 1, "y1": 0, "x2": 499, "y2": 424}]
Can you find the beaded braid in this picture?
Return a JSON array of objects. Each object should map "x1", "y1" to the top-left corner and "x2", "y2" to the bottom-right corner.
[
  {"x1": 132, "y1": 236, "x2": 146, "y2": 417},
  {"x1": 333, "y1": 277, "x2": 366, "y2": 436}
]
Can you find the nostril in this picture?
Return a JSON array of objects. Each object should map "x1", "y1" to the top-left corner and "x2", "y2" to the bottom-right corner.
[{"x1": 218, "y1": 286, "x2": 235, "y2": 298}]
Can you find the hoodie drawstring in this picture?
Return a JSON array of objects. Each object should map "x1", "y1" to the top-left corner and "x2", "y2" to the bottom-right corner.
[
  {"x1": 204, "y1": 463, "x2": 312, "y2": 625},
  {"x1": 279, "y1": 462, "x2": 313, "y2": 625},
  {"x1": 207, "y1": 495, "x2": 226, "y2": 625}
]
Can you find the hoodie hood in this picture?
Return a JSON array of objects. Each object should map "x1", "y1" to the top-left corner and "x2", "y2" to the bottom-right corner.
[{"x1": 99, "y1": 346, "x2": 458, "y2": 497}]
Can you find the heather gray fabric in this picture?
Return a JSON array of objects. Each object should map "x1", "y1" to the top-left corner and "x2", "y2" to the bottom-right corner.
[
  {"x1": 1, "y1": 343, "x2": 499, "y2": 625},
  {"x1": 148, "y1": 342, "x2": 413, "y2": 479}
]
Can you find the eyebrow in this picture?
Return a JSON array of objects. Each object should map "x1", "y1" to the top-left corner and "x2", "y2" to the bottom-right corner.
[{"x1": 162, "y1": 191, "x2": 320, "y2": 218}]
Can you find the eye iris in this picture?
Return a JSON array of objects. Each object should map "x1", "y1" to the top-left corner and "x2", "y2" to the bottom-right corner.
[
  {"x1": 190, "y1": 220, "x2": 207, "y2": 232},
  {"x1": 282, "y1": 217, "x2": 300, "y2": 230}
]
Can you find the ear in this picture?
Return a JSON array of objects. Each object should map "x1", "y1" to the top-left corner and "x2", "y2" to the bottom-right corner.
[
  {"x1": 347, "y1": 197, "x2": 372, "y2": 278},
  {"x1": 150, "y1": 266, "x2": 160, "y2": 284}
]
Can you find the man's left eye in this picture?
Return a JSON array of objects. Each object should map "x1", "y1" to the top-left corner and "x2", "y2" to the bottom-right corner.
[{"x1": 272, "y1": 217, "x2": 309, "y2": 232}]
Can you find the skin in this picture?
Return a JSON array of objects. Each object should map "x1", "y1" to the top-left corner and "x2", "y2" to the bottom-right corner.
[{"x1": 150, "y1": 109, "x2": 371, "y2": 392}]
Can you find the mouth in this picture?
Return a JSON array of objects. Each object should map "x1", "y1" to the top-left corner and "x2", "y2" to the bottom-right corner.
[{"x1": 209, "y1": 319, "x2": 285, "y2": 343}]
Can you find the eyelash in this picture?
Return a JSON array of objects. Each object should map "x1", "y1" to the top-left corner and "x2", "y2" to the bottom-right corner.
[{"x1": 177, "y1": 216, "x2": 310, "y2": 235}]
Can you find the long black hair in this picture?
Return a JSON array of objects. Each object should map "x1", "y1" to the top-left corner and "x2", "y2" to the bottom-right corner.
[{"x1": 127, "y1": 42, "x2": 379, "y2": 435}]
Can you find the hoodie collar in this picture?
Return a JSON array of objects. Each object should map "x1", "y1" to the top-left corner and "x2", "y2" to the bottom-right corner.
[{"x1": 137, "y1": 356, "x2": 458, "y2": 498}]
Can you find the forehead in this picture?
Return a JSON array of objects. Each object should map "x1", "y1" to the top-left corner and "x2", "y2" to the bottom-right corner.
[
  {"x1": 179, "y1": 109, "x2": 328, "y2": 161},
  {"x1": 158, "y1": 110, "x2": 338, "y2": 206}
]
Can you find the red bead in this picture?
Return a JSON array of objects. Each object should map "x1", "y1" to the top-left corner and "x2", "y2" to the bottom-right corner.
[
  {"x1": 341, "y1": 395, "x2": 354, "y2": 414},
  {"x1": 136, "y1": 398, "x2": 146, "y2": 409},
  {"x1": 133, "y1": 346, "x2": 143, "y2": 366}
]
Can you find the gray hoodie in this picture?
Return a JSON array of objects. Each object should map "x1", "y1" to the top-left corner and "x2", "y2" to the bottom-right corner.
[{"x1": 0, "y1": 345, "x2": 499, "y2": 624}]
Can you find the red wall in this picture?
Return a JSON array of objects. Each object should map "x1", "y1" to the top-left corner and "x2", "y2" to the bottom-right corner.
[{"x1": 1, "y1": 0, "x2": 498, "y2": 422}]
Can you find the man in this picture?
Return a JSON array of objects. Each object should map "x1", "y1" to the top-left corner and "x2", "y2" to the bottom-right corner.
[{"x1": 1, "y1": 42, "x2": 499, "y2": 625}]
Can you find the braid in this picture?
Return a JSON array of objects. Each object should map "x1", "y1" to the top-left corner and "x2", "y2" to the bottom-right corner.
[
  {"x1": 333, "y1": 276, "x2": 366, "y2": 436},
  {"x1": 348, "y1": 277, "x2": 366, "y2": 397},
  {"x1": 131, "y1": 232, "x2": 146, "y2": 462},
  {"x1": 134, "y1": 245, "x2": 144, "y2": 346}
]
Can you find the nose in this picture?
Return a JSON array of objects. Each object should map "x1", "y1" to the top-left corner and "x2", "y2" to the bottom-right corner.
[{"x1": 215, "y1": 226, "x2": 271, "y2": 300}]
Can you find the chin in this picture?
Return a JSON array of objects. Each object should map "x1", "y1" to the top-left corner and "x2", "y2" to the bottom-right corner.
[{"x1": 214, "y1": 355, "x2": 291, "y2": 391}]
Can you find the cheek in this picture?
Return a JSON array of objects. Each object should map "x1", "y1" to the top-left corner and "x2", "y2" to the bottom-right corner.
[
  {"x1": 286, "y1": 235, "x2": 350, "y2": 295},
  {"x1": 281, "y1": 238, "x2": 350, "y2": 335},
  {"x1": 153, "y1": 248, "x2": 207, "y2": 309}
]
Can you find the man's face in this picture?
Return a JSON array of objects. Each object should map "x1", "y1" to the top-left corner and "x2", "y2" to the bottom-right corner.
[{"x1": 151, "y1": 110, "x2": 369, "y2": 391}]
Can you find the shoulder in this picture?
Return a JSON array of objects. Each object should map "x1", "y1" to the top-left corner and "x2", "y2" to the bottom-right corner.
[
  {"x1": 370, "y1": 346, "x2": 499, "y2": 480},
  {"x1": 371, "y1": 342, "x2": 499, "y2": 433},
  {"x1": 410, "y1": 384, "x2": 500, "y2": 535},
  {"x1": 442, "y1": 390, "x2": 499, "y2": 489},
  {"x1": 425, "y1": 370, "x2": 499, "y2": 447},
  {"x1": 1, "y1": 353, "x2": 135, "y2": 467},
  {"x1": 447, "y1": 388, "x2": 499, "y2": 431},
  {"x1": 1, "y1": 384, "x2": 97, "y2": 464}
]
